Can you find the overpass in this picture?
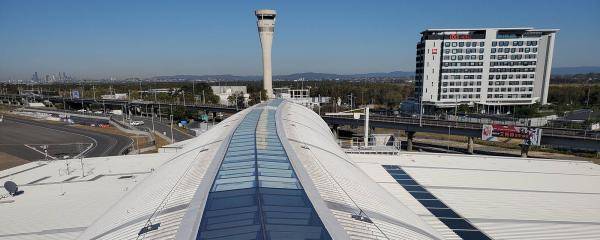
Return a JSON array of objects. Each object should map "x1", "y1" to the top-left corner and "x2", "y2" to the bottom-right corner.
[
  {"x1": 0, "y1": 94, "x2": 240, "y2": 115},
  {"x1": 323, "y1": 115, "x2": 600, "y2": 154}
]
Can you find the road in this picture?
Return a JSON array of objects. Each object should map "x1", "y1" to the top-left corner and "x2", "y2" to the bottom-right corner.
[
  {"x1": 0, "y1": 116, "x2": 133, "y2": 162},
  {"x1": 126, "y1": 115, "x2": 195, "y2": 142}
]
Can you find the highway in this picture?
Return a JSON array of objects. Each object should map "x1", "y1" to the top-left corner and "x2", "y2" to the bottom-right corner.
[{"x1": 0, "y1": 116, "x2": 133, "y2": 161}]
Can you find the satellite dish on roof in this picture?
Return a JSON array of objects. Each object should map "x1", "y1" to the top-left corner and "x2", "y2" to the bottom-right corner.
[{"x1": 4, "y1": 181, "x2": 20, "y2": 196}]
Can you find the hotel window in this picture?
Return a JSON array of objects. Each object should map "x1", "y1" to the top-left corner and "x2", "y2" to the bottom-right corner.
[
  {"x1": 466, "y1": 42, "x2": 471, "y2": 47},
  {"x1": 459, "y1": 42, "x2": 464, "y2": 47},
  {"x1": 452, "y1": 42, "x2": 457, "y2": 47},
  {"x1": 445, "y1": 42, "x2": 450, "y2": 47},
  {"x1": 492, "y1": 41, "x2": 497, "y2": 47},
  {"x1": 479, "y1": 55, "x2": 484, "y2": 60},
  {"x1": 533, "y1": 48, "x2": 537, "y2": 53}
]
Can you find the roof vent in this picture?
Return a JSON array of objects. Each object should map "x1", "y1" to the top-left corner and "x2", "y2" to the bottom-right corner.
[
  {"x1": 138, "y1": 222, "x2": 160, "y2": 235},
  {"x1": 351, "y1": 210, "x2": 373, "y2": 223},
  {"x1": 3, "y1": 181, "x2": 23, "y2": 196}
]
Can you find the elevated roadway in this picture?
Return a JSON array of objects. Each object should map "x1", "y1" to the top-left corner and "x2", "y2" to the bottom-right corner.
[{"x1": 323, "y1": 115, "x2": 600, "y2": 152}]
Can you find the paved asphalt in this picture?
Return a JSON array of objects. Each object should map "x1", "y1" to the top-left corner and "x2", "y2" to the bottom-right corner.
[
  {"x1": 127, "y1": 115, "x2": 195, "y2": 142},
  {"x1": 0, "y1": 116, "x2": 133, "y2": 161}
]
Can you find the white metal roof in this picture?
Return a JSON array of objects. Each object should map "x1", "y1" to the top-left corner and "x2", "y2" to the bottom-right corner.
[
  {"x1": 0, "y1": 153, "x2": 173, "y2": 240},
  {"x1": 351, "y1": 153, "x2": 600, "y2": 240},
  {"x1": 2, "y1": 100, "x2": 597, "y2": 240}
]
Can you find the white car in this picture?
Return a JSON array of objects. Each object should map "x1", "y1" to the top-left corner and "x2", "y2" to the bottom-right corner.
[
  {"x1": 93, "y1": 111, "x2": 103, "y2": 114},
  {"x1": 130, "y1": 121, "x2": 144, "y2": 126}
]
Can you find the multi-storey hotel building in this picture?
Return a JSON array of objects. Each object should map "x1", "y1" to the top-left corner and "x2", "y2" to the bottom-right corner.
[{"x1": 415, "y1": 28, "x2": 558, "y2": 110}]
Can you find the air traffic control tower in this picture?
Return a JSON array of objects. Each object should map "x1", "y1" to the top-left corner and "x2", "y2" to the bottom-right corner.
[{"x1": 255, "y1": 9, "x2": 276, "y2": 98}]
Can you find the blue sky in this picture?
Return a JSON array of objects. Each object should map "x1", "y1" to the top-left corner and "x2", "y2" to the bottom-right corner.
[{"x1": 1, "y1": 0, "x2": 599, "y2": 80}]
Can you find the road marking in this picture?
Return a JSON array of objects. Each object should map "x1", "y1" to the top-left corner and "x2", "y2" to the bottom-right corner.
[{"x1": 24, "y1": 144, "x2": 57, "y2": 160}]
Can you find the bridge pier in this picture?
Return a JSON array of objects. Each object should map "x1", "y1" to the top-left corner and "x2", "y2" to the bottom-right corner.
[
  {"x1": 520, "y1": 144, "x2": 530, "y2": 158},
  {"x1": 467, "y1": 137, "x2": 474, "y2": 154},
  {"x1": 331, "y1": 125, "x2": 339, "y2": 139},
  {"x1": 406, "y1": 131, "x2": 415, "y2": 151}
]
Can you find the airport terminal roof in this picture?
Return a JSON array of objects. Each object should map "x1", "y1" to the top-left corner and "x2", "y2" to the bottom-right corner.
[
  {"x1": 1, "y1": 99, "x2": 599, "y2": 240},
  {"x1": 351, "y1": 153, "x2": 600, "y2": 240}
]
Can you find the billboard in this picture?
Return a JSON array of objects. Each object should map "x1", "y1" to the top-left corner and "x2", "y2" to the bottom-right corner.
[
  {"x1": 482, "y1": 124, "x2": 542, "y2": 146},
  {"x1": 71, "y1": 90, "x2": 80, "y2": 99}
]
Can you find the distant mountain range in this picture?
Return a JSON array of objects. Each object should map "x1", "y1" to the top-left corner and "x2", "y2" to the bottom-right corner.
[
  {"x1": 551, "y1": 66, "x2": 600, "y2": 75},
  {"x1": 150, "y1": 71, "x2": 415, "y2": 81},
  {"x1": 149, "y1": 67, "x2": 600, "y2": 82}
]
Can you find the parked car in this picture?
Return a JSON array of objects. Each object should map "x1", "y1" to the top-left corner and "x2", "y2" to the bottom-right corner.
[{"x1": 130, "y1": 120, "x2": 144, "y2": 126}]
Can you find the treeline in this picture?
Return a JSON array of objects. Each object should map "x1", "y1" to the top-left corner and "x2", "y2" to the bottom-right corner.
[
  {"x1": 551, "y1": 73, "x2": 600, "y2": 84},
  {"x1": 548, "y1": 84, "x2": 600, "y2": 112},
  {"x1": 5, "y1": 82, "x2": 221, "y2": 105},
  {"x1": 214, "y1": 80, "x2": 414, "y2": 109}
]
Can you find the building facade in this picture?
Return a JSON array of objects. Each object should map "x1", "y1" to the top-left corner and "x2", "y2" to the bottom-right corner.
[{"x1": 415, "y1": 28, "x2": 558, "y2": 110}]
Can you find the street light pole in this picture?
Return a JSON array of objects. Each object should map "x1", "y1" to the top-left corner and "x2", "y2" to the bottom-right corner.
[
  {"x1": 419, "y1": 93, "x2": 423, "y2": 127},
  {"x1": 364, "y1": 107, "x2": 370, "y2": 148},
  {"x1": 151, "y1": 107, "x2": 155, "y2": 133},
  {"x1": 170, "y1": 114, "x2": 174, "y2": 143}
]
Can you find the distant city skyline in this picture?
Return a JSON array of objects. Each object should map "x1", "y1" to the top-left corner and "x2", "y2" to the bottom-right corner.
[{"x1": 1, "y1": 0, "x2": 599, "y2": 80}]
